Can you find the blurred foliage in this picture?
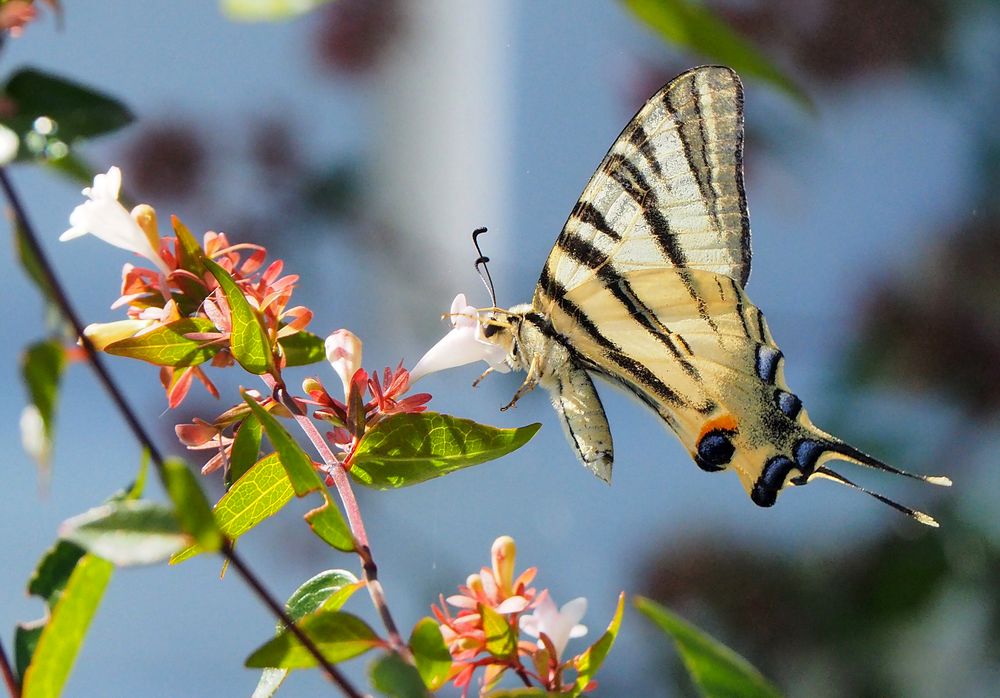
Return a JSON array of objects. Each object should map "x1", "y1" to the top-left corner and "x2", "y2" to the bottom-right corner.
[{"x1": 642, "y1": 507, "x2": 1000, "y2": 696}]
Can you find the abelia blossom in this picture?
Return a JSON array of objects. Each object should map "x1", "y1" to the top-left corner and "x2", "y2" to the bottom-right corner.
[
  {"x1": 431, "y1": 535, "x2": 590, "y2": 697},
  {"x1": 61, "y1": 167, "x2": 170, "y2": 275},
  {"x1": 409, "y1": 293, "x2": 508, "y2": 384}
]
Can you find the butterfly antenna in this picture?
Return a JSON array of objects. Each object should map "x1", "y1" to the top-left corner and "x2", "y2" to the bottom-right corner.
[
  {"x1": 812, "y1": 466, "x2": 940, "y2": 527},
  {"x1": 472, "y1": 226, "x2": 498, "y2": 307}
]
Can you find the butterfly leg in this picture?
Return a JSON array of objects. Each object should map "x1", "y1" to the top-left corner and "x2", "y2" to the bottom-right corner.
[
  {"x1": 472, "y1": 366, "x2": 495, "y2": 388},
  {"x1": 501, "y1": 356, "x2": 542, "y2": 411}
]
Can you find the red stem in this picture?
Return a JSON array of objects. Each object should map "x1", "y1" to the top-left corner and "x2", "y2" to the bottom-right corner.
[
  {"x1": 0, "y1": 637, "x2": 19, "y2": 698},
  {"x1": 262, "y1": 375, "x2": 407, "y2": 652}
]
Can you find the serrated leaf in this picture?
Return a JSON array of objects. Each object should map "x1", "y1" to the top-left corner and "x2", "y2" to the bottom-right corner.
[
  {"x1": 0, "y1": 68, "x2": 134, "y2": 146},
  {"x1": 573, "y1": 592, "x2": 625, "y2": 695},
  {"x1": 228, "y1": 413, "x2": 263, "y2": 489},
  {"x1": 370, "y1": 652, "x2": 429, "y2": 697},
  {"x1": 20, "y1": 554, "x2": 113, "y2": 698},
  {"x1": 20, "y1": 339, "x2": 66, "y2": 465},
  {"x1": 408, "y1": 618, "x2": 451, "y2": 691},
  {"x1": 621, "y1": 0, "x2": 812, "y2": 109},
  {"x1": 634, "y1": 596, "x2": 781, "y2": 698},
  {"x1": 480, "y1": 604, "x2": 516, "y2": 659},
  {"x1": 350, "y1": 413, "x2": 541, "y2": 489},
  {"x1": 163, "y1": 458, "x2": 222, "y2": 552},
  {"x1": 245, "y1": 611, "x2": 381, "y2": 669},
  {"x1": 171, "y1": 452, "x2": 295, "y2": 564},
  {"x1": 252, "y1": 570, "x2": 362, "y2": 698},
  {"x1": 221, "y1": 0, "x2": 335, "y2": 22},
  {"x1": 205, "y1": 257, "x2": 275, "y2": 374},
  {"x1": 60, "y1": 500, "x2": 186, "y2": 566},
  {"x1": 279, "y1": 330, "x2": 326, "y2": 367},
  {"x1": 103, "y1": 317, "x2": 222, "y2": 367}
]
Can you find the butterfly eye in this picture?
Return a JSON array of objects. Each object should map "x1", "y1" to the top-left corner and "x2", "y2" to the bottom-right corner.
[
  {"x1": 695, "y1": 430, "x2": 736, "y2": 472},
  {"x1": 483, "y1": 323, "x2": 501, "y2": 338}
]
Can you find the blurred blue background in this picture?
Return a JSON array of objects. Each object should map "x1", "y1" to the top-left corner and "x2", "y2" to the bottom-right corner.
[{"x1": 3, "y1": 1, "x2": 999, "y2": 695}]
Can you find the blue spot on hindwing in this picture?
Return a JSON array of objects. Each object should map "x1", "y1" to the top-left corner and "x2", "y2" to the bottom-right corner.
[
  {"x1": 775, "y1": 390, "x2": 802, "y2": 419},
  {"x1": 755, "y1": 345, "x2": 782, "y2": 384},
  {"x1": 751, "y1": 456, "x2": 796, "y2": 507},
  {"x1": 793, "y1": 439, "x2": 826, "y2": 473},
  {"x1": 695, "y1": 430, "x2": 735, "y2": 472}
]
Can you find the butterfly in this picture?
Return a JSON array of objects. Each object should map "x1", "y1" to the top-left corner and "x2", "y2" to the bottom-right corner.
[{"x1": 474, "y1": 65, "x2": 950, "y2": 525}]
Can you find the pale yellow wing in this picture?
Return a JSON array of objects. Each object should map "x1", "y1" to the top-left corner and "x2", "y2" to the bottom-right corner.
[
  {"x1": 550, "y1": 267, "x2": 946, "y2": 518},
  {"x1": 534, "y1": 65, "x2": 749, "y2": 316}
]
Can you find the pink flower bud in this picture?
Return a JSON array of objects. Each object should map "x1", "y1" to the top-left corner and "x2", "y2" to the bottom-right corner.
[
  {"x1": 325, "y1": 329, "x2": 363, "y2": 399},
  {"x1": 491, "y1": 535, "x2": 517, "y2": 595}
]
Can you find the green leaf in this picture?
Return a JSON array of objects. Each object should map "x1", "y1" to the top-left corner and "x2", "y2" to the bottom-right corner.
[
  {"x1": 241, "y1": 392, "x2": 320, "y2": 496},
  {"x1": 350, "y1": 413, "x2": 541, "y2": 489},
  {"x1": 480, "y1": 604, "x2": 516, "y2": 659},
  {"x1": 221, "y1": 0, "x2": 335, "y2": 22},
  {"x1": 621, "y1": 0, "x2": 812, "y2": 109},
  {"x1": 104, "y1": 317, "x2": 223, "y2": 367},
  {"x1": 634, "y1": 596, "x2": 781, "y2": 698},
  {"x1": 20, "y1": 339, "x2": 66, "y2": 465},
  {"x1": 171, "y1": 452, "x2": 295, "y2": 564},
  {"x1": 15, "y1": 217, "x2": 57, "y2": 306},
  {"x1": 59, "y1": 500, "x2": 187, "y2": 566},
  {"x1": 278, "y1": 330, "x2": 326, "y2": 367},
  {"x1": 0, "y1": 68, "x2": 134, "y2": 148},
  {"x1": 171, "y1": 217, "x2": 208, "y2": 278},
  {"x1": 408, "y1": 618, "x2": 451, "y2": 691},
  {"x1": 205, "y1": 257, "x2": 275, "y2": 374},
  {"x1": 20, "y1": 554, "x2": 114, "y2": 698},
  {"x1": 305, "y1": 503, "x2": 355, "y2": 552},
  {"x1": 253, "y1": 570, "x2": 362, "y2": 698},
  {"x1": 573, "y1": 592, "x2": 625, "y2": 695},
  {"x1": 163, "y1": 458, "x2": 223, "y2": 552},
  {"x1": 245, "y1": 611, "x2": 381, "y2": 669},
  {"x1": 228, "y1": 413, "x2": 263, "y2": 489},
  {"x1": 241, "y1": 391, "x2": 355, "y2": 551},
  {"x1": 370, "y1": 652, "x2": 430, "y2": 698}
]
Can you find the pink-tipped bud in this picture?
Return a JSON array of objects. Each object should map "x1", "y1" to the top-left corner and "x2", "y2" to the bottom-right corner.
[
  {"x1": 325, "y1": 329, "x2": 363, "y2": 399},
  {"x1": 130, "y1": 204, "x2": 160, "y2": 255},
  {"x1": 466, "y1": 573, "x2": 485, "y2": 598},
  {"x1": 491, "y1": 535, "x2": 517, "y2": 596},
  {"x1": 302, "y1": 377, "x2": 324, "y2": 395}
]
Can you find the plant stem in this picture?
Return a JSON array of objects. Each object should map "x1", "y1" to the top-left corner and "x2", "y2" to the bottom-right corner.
[
  {"x1": 0, "y1": 637, "x2": 19, "y2": 698},
  {"x1": 267, "y1": 377, "x2": 406, "y2": 652},
  {"x1": 0, "y1": 168, "x2": 362, "y2": 697}
]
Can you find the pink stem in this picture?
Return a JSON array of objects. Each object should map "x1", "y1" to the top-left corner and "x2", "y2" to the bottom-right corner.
[{"x1": 261, "y1": 374, "x2": 406, "y2": 652}]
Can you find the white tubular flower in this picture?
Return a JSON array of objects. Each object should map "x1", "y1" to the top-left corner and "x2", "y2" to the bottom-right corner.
[
  {"x1": 519, "y1": 593, "x2": 588, "y2": 660},
  {"x1": 60, "y1": 166, "x2": 170, "y2": 275},
  {"x1": 83, "y1": 319, "x2": 155, "y2": 351},
  {"x1": 409, "y1": 293, "x2": 509, "y2": 384},
  {"x1": 325, "y1": 329, "x2": 363, "y2": 398}
]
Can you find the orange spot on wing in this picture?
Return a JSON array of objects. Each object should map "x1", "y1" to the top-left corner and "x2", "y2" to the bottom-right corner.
[{"x1": 697, "y1": 414, "x2": 738, "y2": 443}]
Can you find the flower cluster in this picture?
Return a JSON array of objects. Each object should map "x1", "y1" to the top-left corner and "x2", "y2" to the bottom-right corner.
[
  {"x1": 432, "y1": 536, "x2": 590, "y2": 697},
  {"x1": 63, "y1": 167, "x2": 312, "y2": 407},
  {"x1": 304, "y1": 329, "x2": 431, "y2": 474}
]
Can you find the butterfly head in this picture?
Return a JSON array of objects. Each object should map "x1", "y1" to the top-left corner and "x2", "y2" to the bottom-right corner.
[{"x1": 478, "y1": 304, "x2": 534, "y2": 372}]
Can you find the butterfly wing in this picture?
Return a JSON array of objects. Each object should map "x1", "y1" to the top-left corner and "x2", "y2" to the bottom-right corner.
[
  {"x1": 534, "y1": 64, "x2": 749, "y2": 318},
  {"x1": 552, "y1": 268, "x2": 944, "y2": 515}
]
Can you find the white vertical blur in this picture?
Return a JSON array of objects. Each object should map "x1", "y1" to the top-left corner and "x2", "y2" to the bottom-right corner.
[{"x1": 370, "y1": 1, "x2": 512, "y2": 317}]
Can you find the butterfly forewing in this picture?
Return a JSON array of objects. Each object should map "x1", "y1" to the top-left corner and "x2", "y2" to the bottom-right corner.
[{"x1": 534, "y1": 65, "x2": 749, "y2": 317}]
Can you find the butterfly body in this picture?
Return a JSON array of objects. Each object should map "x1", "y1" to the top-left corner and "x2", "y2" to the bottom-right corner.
[{"x1": 477, "y1": 66, "x2": 950, "y2": 523}]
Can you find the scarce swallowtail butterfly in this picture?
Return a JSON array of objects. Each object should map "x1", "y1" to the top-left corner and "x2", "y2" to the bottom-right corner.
[{"x1": 473, "y1": 65, "x2": 950, "y2": 525}]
